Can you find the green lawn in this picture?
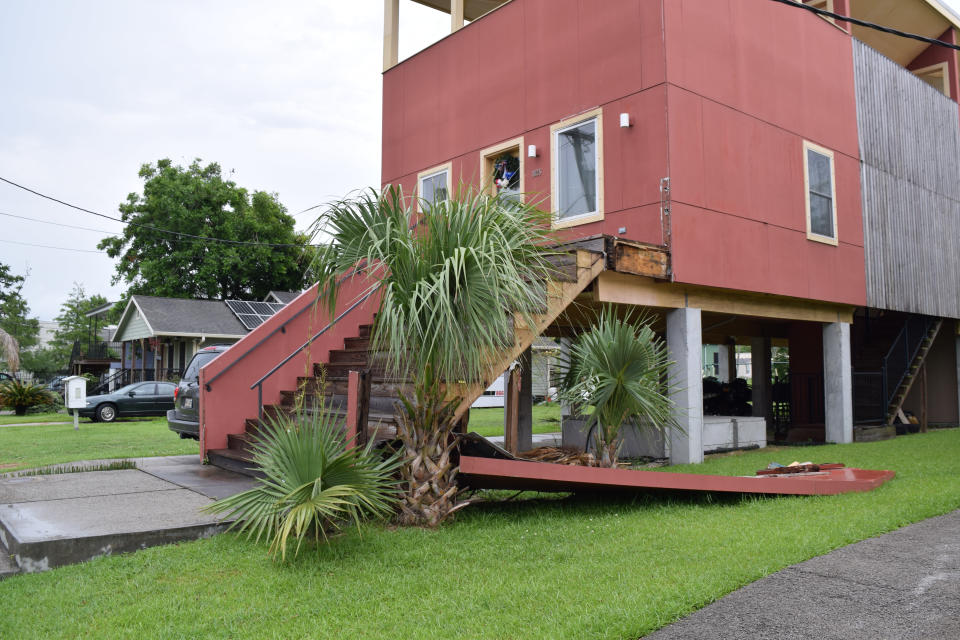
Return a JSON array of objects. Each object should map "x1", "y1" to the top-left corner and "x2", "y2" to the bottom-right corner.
[
  {"x1": 468, "y1": 403, "x2": 561, "y2": 437},
  {"x1": 0, "y1": 418, "x2": 197, "y2": 472},
  {"x1": 0, "y1": 411, "x2": 71, "y2": 425},
  {"x1": 2, "y1": 429, "x2": 959, "y2": 639}
]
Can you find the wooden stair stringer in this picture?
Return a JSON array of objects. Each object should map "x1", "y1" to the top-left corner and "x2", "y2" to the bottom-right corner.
[
  {"x1": 885, "y1": 319, "x2": 943, "y2": 425},
  {"x1": 451, "y1": 249, "x2": 605, "y2": 423}
]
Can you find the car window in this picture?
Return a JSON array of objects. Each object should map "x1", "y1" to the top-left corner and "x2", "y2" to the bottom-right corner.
[
  {"x1": 157, "y1": 383, "x2": 176, "y2": 395},
  {"x1": 183, "y1": 351, "x2": 222, "y2": 382},
  {"x1": 132, "y1": 383, "x2": 156, "y2": 395}
]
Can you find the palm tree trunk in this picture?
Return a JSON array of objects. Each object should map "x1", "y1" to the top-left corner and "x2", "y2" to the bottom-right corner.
[{"x1": 394, "y1": 381, "x2": 466, "y2": 527}]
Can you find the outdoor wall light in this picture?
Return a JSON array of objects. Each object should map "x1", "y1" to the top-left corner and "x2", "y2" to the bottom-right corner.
[
  {"x1": 620, "y1": 113, "x2": 631, "y2": 128},
  {"x1": 528, "y1": 144, "x2": 537, "y2": 158}
]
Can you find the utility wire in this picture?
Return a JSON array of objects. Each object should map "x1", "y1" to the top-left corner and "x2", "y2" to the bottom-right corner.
[
  {"x1": 0, "y1": 237, "x2": 106, "y2": 254},
  {"x1": 0, "y1": 175, "x2": 315, "y2": 248},
  {"x1": 0, "y1": 211, "x2": 120, "y2": 236},
  {"x1": 769, "y1": 0, "x2": 960, "y2": 51}
]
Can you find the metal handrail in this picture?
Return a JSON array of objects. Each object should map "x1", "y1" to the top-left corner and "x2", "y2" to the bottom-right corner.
[
  {"x1": 880, "y1": 315, "x2": 934, "y2": 409},
  {"x1": 248, "y1": 284, "x2": 382, "y2": 419}
]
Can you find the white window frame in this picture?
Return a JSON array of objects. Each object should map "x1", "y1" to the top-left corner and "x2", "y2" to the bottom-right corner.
[
  {"x1": 417, "y1": 162, "x2": 452, "y2": 209},
  {"x1": 551, "y1": 108, "x2": 604, "y2": 229},
  {"x1": 803, "y1": 140, "x2": 838, "y2": 246}
]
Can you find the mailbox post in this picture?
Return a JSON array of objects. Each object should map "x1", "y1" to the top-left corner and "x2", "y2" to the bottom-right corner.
[{"x1": 63, "y1": 376, "x2": 86, "y2": 431}]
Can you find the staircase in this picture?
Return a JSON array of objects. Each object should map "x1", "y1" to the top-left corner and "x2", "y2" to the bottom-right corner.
[
  {"x1": 851, "y1": 312, "x2": 942, "y2": 427},
  {"x1": 884, "y1": 318, "x2": 943, "y2": 426},
  {"x1": 207, "y1": 248, "x2": 606, "y2": 476}
]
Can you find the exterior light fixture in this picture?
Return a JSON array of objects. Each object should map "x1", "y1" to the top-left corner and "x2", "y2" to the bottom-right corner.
[
  {"x1": 620, "y1": 113, "x2": 631, "y2": 128},
  {"x1": 528, "y1": 144, "x2": 537, "y2": 158}
]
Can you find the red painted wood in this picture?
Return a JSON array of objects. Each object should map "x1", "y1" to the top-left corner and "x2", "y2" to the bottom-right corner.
[
  {"x1": 199, "y1": 275, "x2": 379, "y2": 457},
  {"x1": 458, "y1": 456, "x2": 895, "y2": 496}
]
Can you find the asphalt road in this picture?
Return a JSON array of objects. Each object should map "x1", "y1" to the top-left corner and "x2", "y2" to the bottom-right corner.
[{"x1": 647, "y1": 510, "x2": 960, "y2": 639}]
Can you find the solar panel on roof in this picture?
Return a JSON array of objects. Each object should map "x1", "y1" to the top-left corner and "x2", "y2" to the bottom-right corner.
[{"x1": 225, "y1": 299, "x2": 286, "y2": 331}]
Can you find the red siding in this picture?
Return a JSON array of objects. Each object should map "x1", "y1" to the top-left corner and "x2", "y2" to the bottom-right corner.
[
  {"x1": 382, "y1": 0, "x2": 867, "y2": 306},
  {"x1": 663, "y1": 0, "x2": 864, "y2": 305}
]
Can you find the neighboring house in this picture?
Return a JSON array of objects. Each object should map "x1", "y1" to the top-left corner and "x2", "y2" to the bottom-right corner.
[
  {"x1": 68, "y1": 302, "x2": 122, "y2": 378},
  {"x1": 34, "y1": 321, "x2": 59, "y2": 350},
  {"x1": 109, "y1": 295, "x2": 290, "y2": 387},
  {"x1": 198, "y1": 0, "x2": 960, "y2": 469}
]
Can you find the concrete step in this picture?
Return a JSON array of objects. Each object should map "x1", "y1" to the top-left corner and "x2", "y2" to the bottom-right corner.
[
  {"x1": 207, "y1": 448, "x2": 262, "y2": 478},
  {"x1": 0, "y1": 539, "x2": 20, "y2": 580}
]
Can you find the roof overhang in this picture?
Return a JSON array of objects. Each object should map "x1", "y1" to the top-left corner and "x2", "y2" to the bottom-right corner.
[
  {"x1": 850, "y1": 0, "x2": 960, "y2": 66},
  {"x1": 410, "y1": 0, "x2": 507, "y2": 21}
]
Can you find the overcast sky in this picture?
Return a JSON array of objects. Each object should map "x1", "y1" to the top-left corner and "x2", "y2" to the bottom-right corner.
[
  {"x1": 3, "y1": 1, "x2": 960, "y2": 321},
  {"x1": 0, "y1": 0, "x2": 447, "y2": 320}
]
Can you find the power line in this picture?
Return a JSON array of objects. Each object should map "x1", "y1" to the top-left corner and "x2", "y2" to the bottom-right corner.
[
  {"x1": 0, "y1": 175, "x2": 313, "y2": 248},
  {"x1": 0, "y1": 211, "x2": 120, "y2": 236},
  {"x1": 0, "y1": 237, "x2": 106, "y2": 254},
  {"x1": 769, "y1": 0, "x2": 960, "y2": 51}
]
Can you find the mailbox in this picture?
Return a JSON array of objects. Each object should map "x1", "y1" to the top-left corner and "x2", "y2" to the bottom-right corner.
[{"x1": 63, "y1": 376, "x2": 87, "y2": 410}]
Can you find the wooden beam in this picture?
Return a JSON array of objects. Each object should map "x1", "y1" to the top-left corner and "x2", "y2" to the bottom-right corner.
[
  {"x1": 504, "y1": 366, "x2": 520, "y2": 455},
  {"x1": 383, "y1": 0, "x2": 399, "y2": 71},
  {"x1": 594, "y1": 271, "x2": 855, "y2": 324},
  {"x1": 451, "y1": 0, "x2": 465, "y2": 31}
]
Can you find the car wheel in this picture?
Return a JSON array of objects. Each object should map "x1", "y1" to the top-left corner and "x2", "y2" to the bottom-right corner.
[{"x1": 96, "y1": 404, "x2": 117, "y2": 423}]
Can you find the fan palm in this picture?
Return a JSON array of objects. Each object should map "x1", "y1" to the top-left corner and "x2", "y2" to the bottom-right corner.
[
  {"x1": 206, "y1": 405, "x2": 399, "y2": 560},
  {"x1": 310, "y1": 186, "x2": 558, "y2": 526},
  {"x1": 556, "y1": 306, "x2": 679, "y2": 467}
]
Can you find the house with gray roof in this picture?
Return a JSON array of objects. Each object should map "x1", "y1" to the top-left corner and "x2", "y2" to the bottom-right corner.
[{"x1": 111, "y1": 294, "x2": 290, "y2": 384}]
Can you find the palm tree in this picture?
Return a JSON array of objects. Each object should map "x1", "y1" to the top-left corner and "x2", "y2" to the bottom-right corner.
[
  {"x1": 310, "y1": 186, "x2": 557, "y2": 526},
  {"x1": 0, "y1": 327, "x2": 19, "y2": 373},
  {"x1": 556, "y1": 306, "x2": 678, "y2": 467}
]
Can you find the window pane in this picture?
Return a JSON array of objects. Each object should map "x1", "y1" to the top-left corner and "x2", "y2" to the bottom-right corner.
[
  {"x1": 557, "y1": 120, "x2": 597, "y2": 219},
  {"x1": 807, "y1": 149, "x2": 832, "y2": 196},
  {"x1": 421, "y1": 172, "x2": 448, "y2": 206},
  {"x1": 809, "y1": 193, "x2": 834, "y2": 237}
]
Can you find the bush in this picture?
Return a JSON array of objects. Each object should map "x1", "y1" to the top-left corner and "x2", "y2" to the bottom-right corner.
[
  {"x1": 26, "y1": 393, "x2": 65, "y2": 415},
  {"x1": 0, "y1": 380, "x2": 57, "y2": 416},
  {"x1": 206, "y1": 405, "x2": 400, "y2": 560}
]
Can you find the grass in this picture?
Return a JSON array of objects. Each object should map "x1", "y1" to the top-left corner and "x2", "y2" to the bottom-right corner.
[
  {"x1": 468, "y1": 403, "x2": 561, "y2": 437},
  {"x1": 0, "y1": 418, "x2": 197, "y2": 472},
  {"x1": 0, "y1": 411, "x2": 71, "y2": 425},
  {"x1": 2, "y1": 429, "x2": 959, "y2": 638}
]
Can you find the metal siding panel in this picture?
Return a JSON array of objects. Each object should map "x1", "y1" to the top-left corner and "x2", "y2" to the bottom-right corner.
[{"x1": 853, "y1": 40, "x2": 960, "y2": 318}]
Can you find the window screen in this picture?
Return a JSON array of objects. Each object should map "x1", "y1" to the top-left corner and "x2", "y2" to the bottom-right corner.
[
  {"x1": 556, "y1": 119, "x2": 598, "y2": 219},
  {"x1": 420, "y1": 170, "x2": 448, "y2": 206},
  {"x1": 806, "y1": 148, "x2": 835, "y2": 239}
]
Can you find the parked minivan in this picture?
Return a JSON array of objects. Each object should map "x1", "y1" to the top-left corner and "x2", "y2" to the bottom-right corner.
[{"x1": 167, "y1": 345, "x2": 231, "y2": 439}]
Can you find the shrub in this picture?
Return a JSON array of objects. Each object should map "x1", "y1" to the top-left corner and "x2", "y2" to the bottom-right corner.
[
  {"x1": 206, "y1": 405, "x2": 399, "y2": 560},
  {"x1": 0, "y1": 380, "x2": 57, "y2": 416}
]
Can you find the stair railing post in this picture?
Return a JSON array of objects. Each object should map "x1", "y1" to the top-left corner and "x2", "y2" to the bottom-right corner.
[
  {"x1": 257, "y1": 383, "x2": 263, "y2": 421},
  {"x1": 346, "y1": 370, "x2": 360, "y2": 449}
]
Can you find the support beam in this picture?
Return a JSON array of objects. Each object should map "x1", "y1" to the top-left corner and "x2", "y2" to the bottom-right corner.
[
  {"x1": 717, "y1": 343, "x2": 734, "y2": 382},
  {"x1": 518, "y1": 346, "x2": 533, "y2": 452},
  {"x1": 823, "y1": 322, "x2": 853, "y2": 444},
  {"x1": 667, "y1": 308, "x2": 703, "y2": 464},
  {"x1": 751, "y1": 337, "x2": 772, "y2": 426},
  {"x1": 451, "y1": 0, "x2": 465, "y2": 31},
  {"x1": 383, "y1": 0, "x2": 399, "y2": 71},
  {"x1": 504, "y1": 365, "x2": 519, "y2": 454}
]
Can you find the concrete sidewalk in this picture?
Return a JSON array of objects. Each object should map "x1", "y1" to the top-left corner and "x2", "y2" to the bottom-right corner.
[
  {"x1": 648, "y1": 510, "x2": 960, "y2": 639},
  {"x1": 0, "y1": 455, "x2": 257, "y2": 576}
]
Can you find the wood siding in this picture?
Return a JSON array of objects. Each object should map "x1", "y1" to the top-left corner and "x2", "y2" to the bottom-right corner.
[{"x1": 853, "y1": 39, "x2": 960, "y2": 318}]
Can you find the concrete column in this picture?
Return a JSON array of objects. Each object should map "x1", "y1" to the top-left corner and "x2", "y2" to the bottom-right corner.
[
  {"x1": 518, "y1": 346, "x2": 533, "y2": 452},
  {"x1": 823, "y1": 322, "x2": 853, "y2": 443},
  {"x1": 751, "y1": 337, "x2": 772, "y2": 424},
  {"x1": 667, "y1": 308, "x2": 704, "y2": 464},
  {"x1": 717, "y1": 344, "x2": 732, "y2": 382},
  {"x1": 383, "y1": 0, "x2": 399, "y2": 71}
]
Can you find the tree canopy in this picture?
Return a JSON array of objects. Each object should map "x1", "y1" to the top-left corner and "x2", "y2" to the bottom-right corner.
[
  {"x1": 0, "y1": 262, "x2": 39, "y2": 359},
  {"x1": 99, "y1": 159, "x2": 311, "y2": 301},
  {"x1": 50, "y1": 283, "x2": 108, "y2": 360}
]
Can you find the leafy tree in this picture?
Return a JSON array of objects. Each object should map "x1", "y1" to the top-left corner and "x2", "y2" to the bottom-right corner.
[
  {"x1": 20, "y1": 348, "x2": 66, "y2": 379},
  {"x1": 0, "y1": 263, "x2": 39, "y2": 358},
  {"x1": 50, "y1": 283, "x2": 108, "y2": 362},
  {"x1": 311, "y1": 187, "x2": 558, "y2": 526},
  {"x1": 99, "y1": 159, "x2": 311, "y2": 300}
]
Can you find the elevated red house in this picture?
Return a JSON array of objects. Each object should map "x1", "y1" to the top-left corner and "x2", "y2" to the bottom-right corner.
[{"x1": 199, "y1": 0, "x2": 960, "y2": 469}]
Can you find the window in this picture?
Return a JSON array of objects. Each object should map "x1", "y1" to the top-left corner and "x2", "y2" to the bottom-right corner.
[
  {"x1": 551, "y1": 109, "x2": 604, "y2": 228},
  {"x1": 803, "y1": 141, "x2": 838, "y2": 245},
  {"x1": 418, "y1": 163, "x2": 451, "y2": 207},
  {"x1": 913, "y1": 62, "x2": 951, "y2": 98},
  {"x1": 480, "y1": 137, "x2": 524, "y2": 203}
]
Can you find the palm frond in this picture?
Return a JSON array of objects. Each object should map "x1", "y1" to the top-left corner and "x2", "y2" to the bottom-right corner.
[
  {"x1": 0, "y1": 328, "x2": 19, "y2": 372},
  {"x1": 205, "y1": 404, "x2": 400, "y2": 560}
]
